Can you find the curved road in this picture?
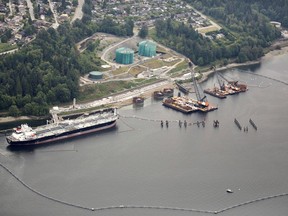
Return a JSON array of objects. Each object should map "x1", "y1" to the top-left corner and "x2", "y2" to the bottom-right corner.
[{"x1": 101, "y1": 36, "x2": 136, "y2": 67}]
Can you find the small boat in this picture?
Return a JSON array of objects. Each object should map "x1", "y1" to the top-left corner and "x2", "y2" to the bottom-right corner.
[
  {"x1": 163, "y1": 88, "x2": 174, "y2": 97},
  {"x1": 153, "y1": 91, "x2": 165, "y2": 100},
  {"x1": 226, "y1": 189, "x2": 233, "y2": 193},
  {"x1": 133, "y1": 96, "x2": 144, "y2": 106}
]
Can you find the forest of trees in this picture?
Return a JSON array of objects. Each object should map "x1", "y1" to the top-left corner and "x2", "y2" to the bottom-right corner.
[
  {"x1": 0, "y1": 26, "x2": 80, "y2": 116},
  {"x1": 0, "y1": 14, "x2": 134, "y2": 116},
  {"x1": 186, "y1": 0, "x2": 288, "y2": 28},
  {"x1": 154, "y1": 0, "x2": 281, "y2": 67},
  {"x1": 0, "y1": 0, "x2": 286, "y2": 117}
]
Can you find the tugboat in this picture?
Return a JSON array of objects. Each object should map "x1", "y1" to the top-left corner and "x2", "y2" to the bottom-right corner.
[
  {"x1": 153, "y1": 91, "x2": 165, "y2": 100},
  {"x1": 163, "y1": 88, "x2": 174, "y2": 97},
  {"x1": 132, "y1": 96, "x2": 144, "y2": 107}
]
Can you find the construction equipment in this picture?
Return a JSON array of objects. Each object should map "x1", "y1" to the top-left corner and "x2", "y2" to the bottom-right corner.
[
  {"x1": 217, "y1": 72, "x2": 248, "y2": 92},
  {"x1": 216, "y1": 71, "x2": 226, "y2": 91},
  {"x1": 188, "y1": 61, "x2": 209, "y2": 107}
]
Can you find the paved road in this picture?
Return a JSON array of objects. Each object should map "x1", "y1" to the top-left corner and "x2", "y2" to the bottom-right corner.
[
  {"x1": 25, "y1": 0, "x2": 35, "y2": 20},
  {"x1": 71, "y1": 0, "x2": 84, "y2": 23},
  {"x1": 187, "y1": 4, "x2": 221, "y2": 32},
  {"x1": 8, "y1": 0, "x2": 13, "y2": 16},
  {"x1": 0, "y1": 48, "x2": 18, "y2": 56},
  {"x1": 101, "y1": 36, "x2": 135, "y2": 67},
  {"x1": 52, "y1": 80, "x2": 172, "y2": 114},
  {"x1": 48, "y1": 0, "x2": 59, "y2": 29}
]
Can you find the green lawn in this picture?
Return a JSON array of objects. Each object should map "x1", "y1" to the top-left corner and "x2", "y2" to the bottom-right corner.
[{"x1": 0, "y1": 43, "x2": 17, "y2": 53}]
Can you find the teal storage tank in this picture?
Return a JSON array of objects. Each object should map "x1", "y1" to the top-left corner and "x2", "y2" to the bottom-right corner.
[
  {"x1": 138, "y1": 40, "x2": 156, "y2": 57},
  {"x1": 115, "y1": 47, "x2": 134, "y2": 64},
  {"x1": 89, "y1": 71, "x2": 103, "y2": 80}
]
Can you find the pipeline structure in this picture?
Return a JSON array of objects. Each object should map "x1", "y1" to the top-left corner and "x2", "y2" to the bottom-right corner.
[
  {"x1": 120, "y1": 115, "x2": 259, "y2": 131},
  {"x1": 238, "y1": 70, "x2": 288, "y2": 86},
  {"x1": 120, "y1": 114, "x2": 198, "y2": 127}
]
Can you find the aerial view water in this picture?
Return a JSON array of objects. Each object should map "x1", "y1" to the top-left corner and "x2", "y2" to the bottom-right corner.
[{"x1": 0, "y1": 52, "x2": 288, "y2": 216}]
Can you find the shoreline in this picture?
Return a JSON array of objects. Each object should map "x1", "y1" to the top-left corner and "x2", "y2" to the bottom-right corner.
[
  {"x1": 199, "y1": 60, "x2": 261, "y2": 83},
  {"x1": 1, "y1": 41, "x2": 288, "y2": 125},
  {"x1": 200, "y1": 40, "x2": 288, "y2": 82},
  {"x1": 0, "y1": 116, "x2": 33, "y2": 124}
]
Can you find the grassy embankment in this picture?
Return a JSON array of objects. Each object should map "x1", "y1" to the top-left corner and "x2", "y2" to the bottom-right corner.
[
  {"x1": 0, "y1": 43, "x2": 17, "y2": 53},
  {"x1": 77, "y1": 36, "x2": 189, "y2": 103}
]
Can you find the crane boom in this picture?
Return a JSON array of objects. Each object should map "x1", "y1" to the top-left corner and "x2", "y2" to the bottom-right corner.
[
  {"x1": 217, "y1": 71, "x2": 230, "y2": 83},
  {"x1": 216, "y1": 71, "x2": 226, "y2": 91},
  {"x1": 216, "y1": 71, "x2": 248, "y2": 92},
  {"x1": 188, "y1": 60, "x2": 207, "y2": 102},
  {"x1": 217, "y1": 72, "x2": 239, "y2": 86},
  {"x1": 191, "y1": 71, "x2": 207, "y2": 102}
]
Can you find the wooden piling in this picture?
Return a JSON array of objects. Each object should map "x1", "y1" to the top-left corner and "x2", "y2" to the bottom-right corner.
[
  {"x1": 234, "y1": 118, "x2": 242, "y2": 130},
  {"x1": 249, "y1": 119, "x2": 257, "y2": 130}
]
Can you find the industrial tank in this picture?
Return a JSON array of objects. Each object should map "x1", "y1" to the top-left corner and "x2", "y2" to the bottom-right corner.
[
  {"x1": 138, "y1": 40, "x2": 156, "y2": 57},
  {"x1": 89, "y1": 71, "x2": 103, "y2": 80},
  {"x1": 115, "y1": 47, "x2": 134, "y2": 64}
]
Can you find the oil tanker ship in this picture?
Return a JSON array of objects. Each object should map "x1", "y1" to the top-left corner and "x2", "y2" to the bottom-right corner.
[{"x1": 6, "y1": 108, "x2": 118, "y2": 146}]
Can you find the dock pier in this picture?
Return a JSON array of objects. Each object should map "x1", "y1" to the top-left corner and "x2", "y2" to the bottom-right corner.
[{"x1": 51, "y1": 112, "x2": 59, "y2": 124}]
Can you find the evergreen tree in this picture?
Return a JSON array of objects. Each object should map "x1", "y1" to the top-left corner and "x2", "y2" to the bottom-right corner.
[{"x1": 138, "y1": 25, "x2": 148, "y2": 38}]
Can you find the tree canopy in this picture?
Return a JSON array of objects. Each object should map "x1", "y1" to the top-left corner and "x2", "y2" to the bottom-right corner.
[
  {"x1": 187, "y1": 0, "x2": 288, "y2": 28},
  {"x1": 153, "y1": 0, "x2": 281, "y2": 67},
  {"x1": 1, "y1": 0, "x2": 285, "y2": 117},
  {"x1": 0, "y1": 16, "x2": 134, "y2": 116}
]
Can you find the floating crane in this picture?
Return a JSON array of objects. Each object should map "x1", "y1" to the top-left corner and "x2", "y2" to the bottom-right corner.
[
  {"x1": 162, "y1": 61, "x2": 217, "y2": 113},
  {"x1": 217, "y1": 72, "x2": 248, "y2": 92},
  {"x1": 203, "y1": 67, "x2": 227, "y2": 99},
  {"x1": 189, "y1": 61, "x2": 209, "y2": 107},
  {"x1": 192, "y1": 74, "x2": 209, "y2": 107},
  {"x1": 216, "y1": 71, "x2": 226, "y2": 91}
]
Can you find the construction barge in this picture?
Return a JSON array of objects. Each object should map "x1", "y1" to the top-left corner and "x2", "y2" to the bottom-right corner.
[
  {"x1": 162, "y1": 96, "x2": 218, "y2": 114},
  {"x1": 204, "y1": 71, "x2": 248, "y2": 99}
]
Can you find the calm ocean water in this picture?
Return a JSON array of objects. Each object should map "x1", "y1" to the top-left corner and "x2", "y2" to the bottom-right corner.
[{"x1": 1, "y1": 53, "x2": 288, "y2": 216}]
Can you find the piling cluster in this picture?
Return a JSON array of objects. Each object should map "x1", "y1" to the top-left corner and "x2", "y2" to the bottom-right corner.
[
  {"x1": 234, "y1": 118, "x2": 258, "y2": 132},
  {"x1": 160, "y1": 120, "x2": 208, "y2": 128}
]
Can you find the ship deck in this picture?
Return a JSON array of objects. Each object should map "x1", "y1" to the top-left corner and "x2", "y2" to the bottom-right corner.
[
  {"x1": 7, "y1": 109, "x2": 118, "y2": 142},
  {"x1": 162, "y1": 97, "x2": 217, "y2": 114}
]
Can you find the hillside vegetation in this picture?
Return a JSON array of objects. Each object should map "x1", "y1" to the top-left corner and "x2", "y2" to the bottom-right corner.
[
  {"x1": 153, "y1": 0, "x2": 282, "y2": 67},
  {"x1": 1, "y1": 0, "x2": 287, "y2": 117}
]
